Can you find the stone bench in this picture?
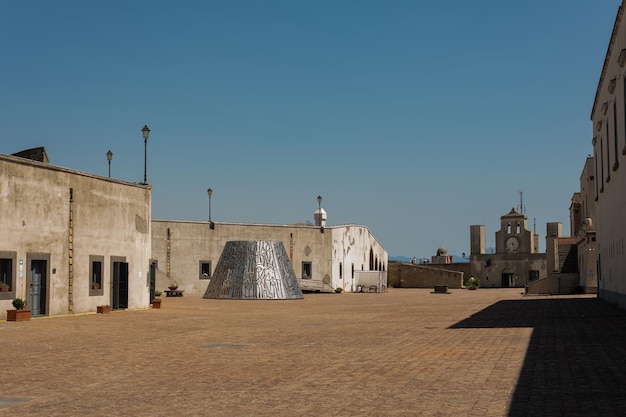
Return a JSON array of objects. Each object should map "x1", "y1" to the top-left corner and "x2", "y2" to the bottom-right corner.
[{"x1": 433, "y1": 285, "x2": 449, "y2": 294}]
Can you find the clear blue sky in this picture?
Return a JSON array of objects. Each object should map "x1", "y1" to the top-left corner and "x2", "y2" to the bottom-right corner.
[{"x1": 0, "y1": 1, "x2": 620, "y2": 258}]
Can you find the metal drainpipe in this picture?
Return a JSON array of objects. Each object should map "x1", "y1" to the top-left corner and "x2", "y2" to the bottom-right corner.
[{"x1": 68, "y1": 188, "x2": 74, "y2": 314}]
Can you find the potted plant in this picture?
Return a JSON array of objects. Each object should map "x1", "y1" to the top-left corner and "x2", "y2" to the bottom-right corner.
[
  {"x1": 335, "y1": 287, "x2": 343, "y2": 293},
  {"x1": 465, "y1": 277, "x2": 480, "y2": 290},
  {"x1": 152, "y1": 291, "x2": 162, "y2": 309},
  {"x1": 92, "y1": 282, "x2": 100, "y2": 290},
  {"x1": 7, "y1": 298, "x2": 30, "y2": 321},
  {"x1": 0, "y1": 281, "x2": 9, "y2": 292},
  {"x1": 97, "y1": 305, "x2": 111, "y2": 314},
  {"x1": 167, "y1": 283, "x2": 178, "y2": 291}
]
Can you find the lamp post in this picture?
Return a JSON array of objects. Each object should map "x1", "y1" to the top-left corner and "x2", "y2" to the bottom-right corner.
[
  {"x1": 317, "y1": 195, "x2": 324, "y2": 233},
  {"x1": 106, "y1": 150, "x2": 113, "y2": 178},
  {"x1": 141, "y1": 125, "x2": 150, "y2": 184},
  {"x1": 207, "y1": 188, "x2": 214, "y2": 229}
]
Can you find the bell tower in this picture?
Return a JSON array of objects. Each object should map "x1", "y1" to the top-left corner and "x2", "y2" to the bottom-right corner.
[{"x1": 495, "y1": 208, "x2": 534, "y2": 254}]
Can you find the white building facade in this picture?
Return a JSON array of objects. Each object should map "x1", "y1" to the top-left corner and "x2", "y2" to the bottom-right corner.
[{"x1": 590, "y1": 1, "x2": 626, "y2": 308}]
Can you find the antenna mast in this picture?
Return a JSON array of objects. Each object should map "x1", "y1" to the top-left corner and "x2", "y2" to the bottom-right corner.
[{"x1": 517, "y1": 190, "x2": 526, "y2": 215}]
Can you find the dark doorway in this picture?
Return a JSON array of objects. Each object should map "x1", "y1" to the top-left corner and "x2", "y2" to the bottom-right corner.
[
  {"x1": 149, "y1": 261, "x2": 157, "y2": 302},
  {"x1": 29, "y1": 259, "x2": 47, "y2": 316},
  {"x1": 501, "y1": 272, "x2": 514, "y2": 287},
  {"x1": 112, "y1": 261, "x2": 129, "y2": 310}
]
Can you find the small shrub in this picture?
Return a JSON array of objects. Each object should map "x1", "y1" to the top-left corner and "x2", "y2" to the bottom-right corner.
[
  {"x1": 12, "y1": 298, "x2": 27, "y2": 310},
  {"x1": 465, "y1": 277, "x2": 480, "y2": 289},
  {"x1": 335, "y1": 287, "x2": 343, "y2": 293}
]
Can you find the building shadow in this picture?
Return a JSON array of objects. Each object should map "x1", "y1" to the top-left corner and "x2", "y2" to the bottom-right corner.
[{"x1": 450, "y1": 297, "x2": 626, "y2": 416}]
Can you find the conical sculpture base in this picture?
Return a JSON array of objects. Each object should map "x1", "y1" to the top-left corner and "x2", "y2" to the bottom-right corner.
[{"x1": 203, "y1": 241, "x2": 304, "y2": 299}]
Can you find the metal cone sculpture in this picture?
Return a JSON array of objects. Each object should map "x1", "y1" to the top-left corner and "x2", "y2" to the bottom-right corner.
[{"x1": 203, "y1": 241, "x2": 304, "y2": 299}]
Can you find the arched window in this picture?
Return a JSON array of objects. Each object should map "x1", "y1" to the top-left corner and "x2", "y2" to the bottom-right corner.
[
  {"x1": 369, "y1": 248, "x2": 374, "y2": 270},
  {"x1": 507, "y1": 222, "x2": 511, "y2": 234}
]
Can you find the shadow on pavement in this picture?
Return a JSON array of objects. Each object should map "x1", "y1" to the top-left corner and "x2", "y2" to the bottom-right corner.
[{"x1": 450, "y1": 297, "x2": 626, "y2": 416}]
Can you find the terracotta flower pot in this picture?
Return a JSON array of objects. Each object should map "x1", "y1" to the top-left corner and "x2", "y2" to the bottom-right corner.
[
  {"x1": 7, "y1": 309, "x2": 30, "y2": 321},
  {"x1": 97, "y1": 305, "x2": 111, "y2": 314},
  {"x1": 152, "y1": 299, "x2": 161, "y2": 309}
]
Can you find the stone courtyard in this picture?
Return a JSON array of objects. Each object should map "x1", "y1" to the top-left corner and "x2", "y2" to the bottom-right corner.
[{"x1": 1, "y1": 288, "x2": 625, "y2": 416}]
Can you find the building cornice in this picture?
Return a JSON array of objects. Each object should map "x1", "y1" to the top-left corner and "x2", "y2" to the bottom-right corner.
[
  {"x1": 591, "y1": 2, "x2": 624, "y2": 121},
  {"x1": 0, "y1": 153, "x2": 150, "y2": 189}
]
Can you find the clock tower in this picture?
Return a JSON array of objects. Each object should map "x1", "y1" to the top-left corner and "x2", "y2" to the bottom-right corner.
[
  {"x1": 495, "y1": 208, "x2": 536, "y2": 254},
  {"x1": 469, "y1": 208, "x2": 545, "y2": 288}
]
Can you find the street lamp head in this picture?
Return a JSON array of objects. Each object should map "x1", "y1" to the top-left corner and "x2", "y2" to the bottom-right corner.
[
  {"x1": 317, "y1": 195, "x2": 322, "y2": 205},
  {"x1": 142, "y1": 125, "x2": 150, "y2": 141},
  {"x1": 141, "y1": 125, "x2": 150, "y2": 184},
  {"x1": 106, "y1": 150, "x2": 113, "y2": 162},
  {"x1": 207, "y1": 188, "x2": 213, "y2": 227}
]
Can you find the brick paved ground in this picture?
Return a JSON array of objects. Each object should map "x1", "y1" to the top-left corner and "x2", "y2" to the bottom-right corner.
[{"x1": 1, "y1": 289, "x2": 625, "y2": 416}]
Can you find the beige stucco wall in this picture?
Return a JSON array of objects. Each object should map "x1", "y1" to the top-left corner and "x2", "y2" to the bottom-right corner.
[
  {"x1": 151, "y1": 220, "x2": 387, "y2": 295},
  {"x1": 469, "y1": 255, "x2": 546, "y2": 288},
  {"x1": 527, "y1": 273, "x2": 581, "y2": 295},
  {"x1": 0, "y1": 154, "x2": 151, "y2": 319},
  {"x1": 576, "y1": 157, "x2": 598, "y2": 293},
  {"x1": 387, "y1": 263, "x2": 463, "y2": 289}
]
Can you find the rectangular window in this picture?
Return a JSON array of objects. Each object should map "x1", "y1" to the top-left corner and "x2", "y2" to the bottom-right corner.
[
  {"x1": 623, "y1": 77, "x2": 626, "y2": 155},
  {"x1": 0, "y1": 252, "x2": 16, "y2": 299},
  {"x1": 528, "y1": 270, "x2": 540, "y2": 282},
  {"x1": 89, "y1": 255, "x2": 104, "y2": 296},
  {"x1": 339, "y1": 262, "x2": 343, "y2": 279},
  {"x1": 600, "y1": 139, "x2": 605, "y2": 192},
  {"x1": 594, "y1": 151, "x2": 599, "y2": 201},
  {"x1": 199, "y1": 261, "x2": 211, "y2": 279},
  {"x1": 302, "y1": 262, "x2": 312, "y2": 279},
  {"x1": 606, "y1": 123, "x2": 611, "y2": 182},
  {"x1": 614, "y1": 100, "x2": 620, "y2": 171}
]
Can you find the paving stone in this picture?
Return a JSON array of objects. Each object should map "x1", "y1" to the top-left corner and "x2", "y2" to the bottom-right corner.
[{"x1": 1, "y1": 289, "x2": 625, "y2": 416}]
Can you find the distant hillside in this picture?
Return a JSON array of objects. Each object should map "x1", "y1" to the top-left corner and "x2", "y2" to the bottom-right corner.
[
  {"x1": 389, "y1": 255, "x2": 469, "y2": 263},
  {"x1": 389, "y1": 255, "x2": 413, "y2": 263}
]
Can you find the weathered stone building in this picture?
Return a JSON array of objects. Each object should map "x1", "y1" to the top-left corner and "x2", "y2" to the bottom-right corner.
[
  {"x1": 470, "y1": 208, "x2": 547, "y2": 288},
  {"x1": 151, "y1": 216, "x2": 388, "y2": 295},
  {"x1": 1, "y1": 145, "x2": 387, "y2": 320},
  {"x1": 0, "y1": 151, "x2": 152, "y2": 319},
  {"x1": 573, "y1": 157, "x2": 598, "y2": 294}
]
